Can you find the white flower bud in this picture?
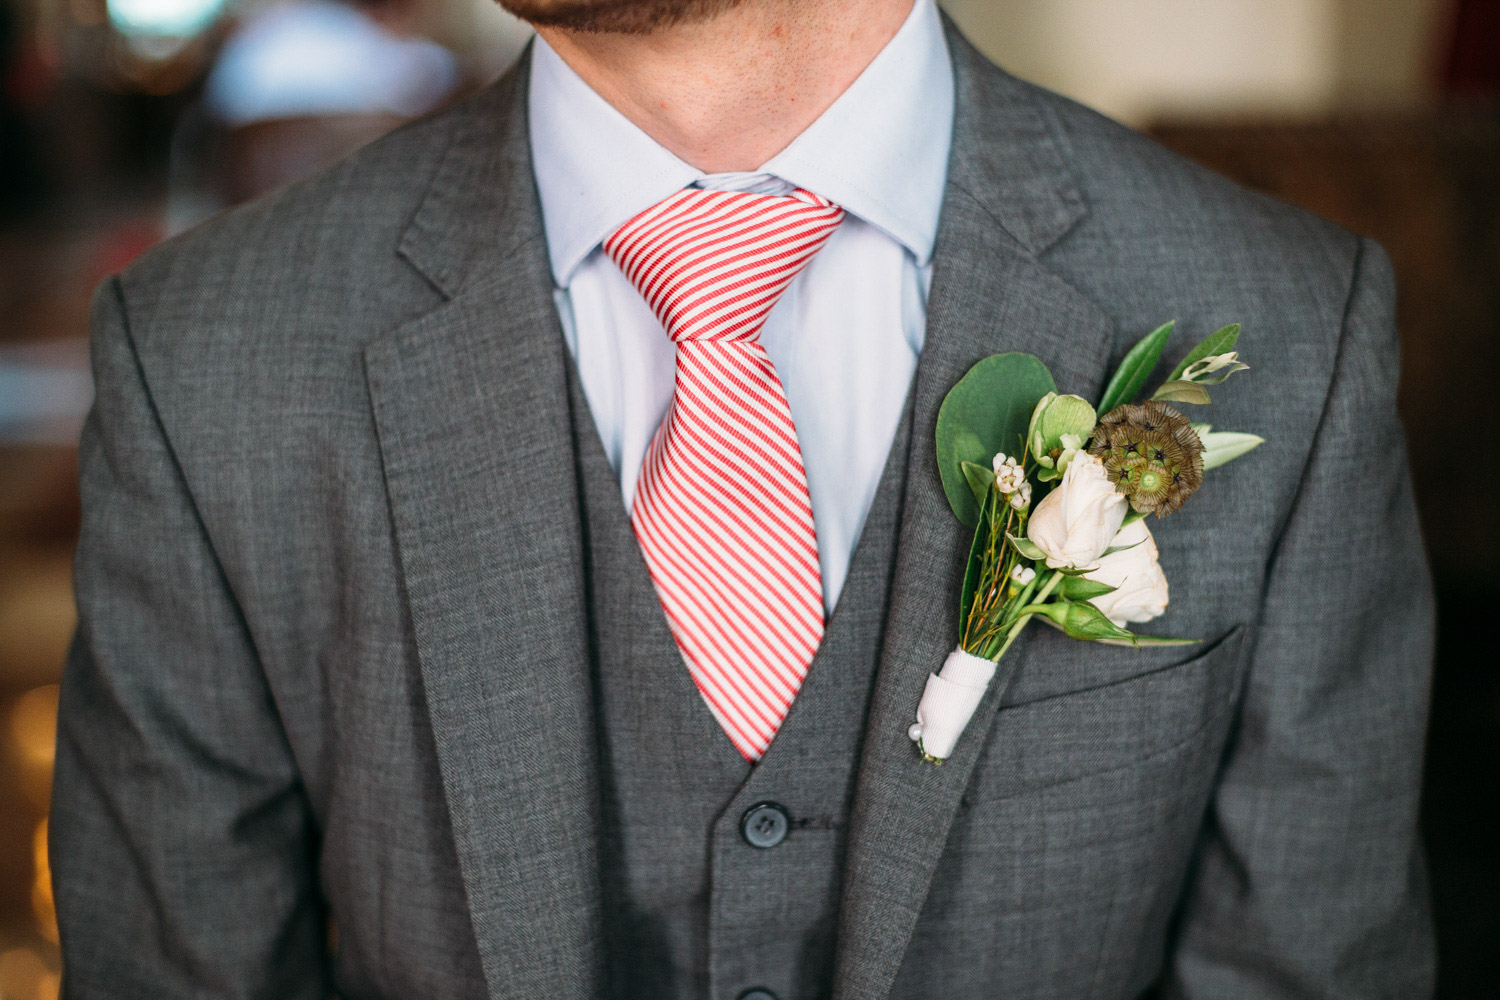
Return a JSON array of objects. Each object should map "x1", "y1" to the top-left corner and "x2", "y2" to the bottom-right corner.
[
  {"x1": 992, "y1": 452, "x2": 1027, "y2": 495},
  {"x1": 1182, "y1": 351, "x2": 1250, "y2": 385}
]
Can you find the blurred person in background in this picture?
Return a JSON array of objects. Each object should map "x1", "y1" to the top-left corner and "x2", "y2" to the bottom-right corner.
[
  {"x1": 48, "y1": 1, "x2": 1436, "y2": 1000},
  {"x1": 200, "y1": 0, "x2": 459, "y2": 203}
]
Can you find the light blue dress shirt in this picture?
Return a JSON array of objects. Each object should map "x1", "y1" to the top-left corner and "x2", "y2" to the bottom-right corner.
[{"x1": 527, "y1": 0, "x2": 954, "y2": 611}]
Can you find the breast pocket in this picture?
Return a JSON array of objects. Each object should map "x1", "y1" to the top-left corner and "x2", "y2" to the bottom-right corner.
[{"x1": 975, "y1": 625, "x2": 1247, "y2": 797}]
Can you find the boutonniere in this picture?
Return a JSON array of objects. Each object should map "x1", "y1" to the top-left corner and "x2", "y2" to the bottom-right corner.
[{"x1": 909, "y1": 322, "x2": 1264, "y2": 762}]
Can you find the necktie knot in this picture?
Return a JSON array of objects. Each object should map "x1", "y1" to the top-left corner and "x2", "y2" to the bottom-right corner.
[{"x1": 604, "y1": 187, "x2": 845, "y2": 344}]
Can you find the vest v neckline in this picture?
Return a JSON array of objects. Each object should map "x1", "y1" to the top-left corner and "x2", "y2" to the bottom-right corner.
[{"x1": 565, "y1": 354, "x2": 916, "y2": 774}]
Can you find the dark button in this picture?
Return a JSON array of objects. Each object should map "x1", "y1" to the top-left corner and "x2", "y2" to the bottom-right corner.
[
  {"x1": 738, "y1": 990, "x2": 778, "y2": 1000},
  {"x1": 740, "y1": 802, "x2": 790, "y2": 849}
]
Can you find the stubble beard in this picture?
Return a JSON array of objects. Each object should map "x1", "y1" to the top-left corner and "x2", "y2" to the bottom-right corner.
[{"x1": 496, "y1": 0, "x2": 753, "y2": 34}]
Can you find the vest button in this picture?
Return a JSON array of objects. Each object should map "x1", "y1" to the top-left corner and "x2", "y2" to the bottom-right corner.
[
  {"x1": 740, "y1": 802, "x2": 790, "y2": 849},
  {"x1": 738, "y1": 990, "x2": 778, "y2": 1000}
]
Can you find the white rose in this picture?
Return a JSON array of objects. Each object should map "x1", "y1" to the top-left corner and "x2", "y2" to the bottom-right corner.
[
  {"x1": 1025, "y1": 451, "x2": 1127, "y2": 571},
  {"x1": 1084, "y1": 518, "x2": 1169, "y2": 625}
]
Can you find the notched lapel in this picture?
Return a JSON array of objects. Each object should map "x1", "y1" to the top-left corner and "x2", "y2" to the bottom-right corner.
[
  {"x1": 833, "y1": 25, "x2": 1115, "y2": 1000},
  {"x1": 363, "y1": 50, "x2": 606, "y2": 1000}
]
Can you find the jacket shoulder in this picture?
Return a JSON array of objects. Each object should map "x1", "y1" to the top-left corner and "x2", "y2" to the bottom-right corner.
[
  {"x1": 1036, "y1": 85, "x2": 1361, "y2": 280},
  {"x1": 111, "y1": 81, "x2": 511, "y2": 350},
  {"x1": 993, "y1": 74, "x2": 1377, "y2": 376},
  {"x1": 957, "y1": 55, "x2": 1389, "y2": 458}
]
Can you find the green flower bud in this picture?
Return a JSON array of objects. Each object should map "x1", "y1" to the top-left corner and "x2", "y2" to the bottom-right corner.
[{"x1": 1028, "y1": 393, "x2": 1097, "y2": 480}]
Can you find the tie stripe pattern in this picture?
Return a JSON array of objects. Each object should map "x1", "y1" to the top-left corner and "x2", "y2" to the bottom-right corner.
[{"x1": 604, "y1": 187, "x2": 845, "y2": 760}]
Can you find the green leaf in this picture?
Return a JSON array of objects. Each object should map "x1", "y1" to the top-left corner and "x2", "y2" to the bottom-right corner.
[
  {"x1": 1005, "y1": 532, "x2": 1047, "y2": 563},
  {"x1": 1167, "y1": 324, "x2": 1241, "y2": 382},
  {"x1": 1097, "y1": 635, "x2": 1200, "y2": 648},
  {"x1": 1201, "y1": 431, "x2": 1265, "y2": 470},
  {"x1": 1100, "y1": 538, "x2": 1144, "y2": 557},
  {"x1": 1151, "y1": 380, "x2": 1212, "y2": 405},
  {"x1": 959, "y1": 492, "x2": 990, "y2": 632},
  {"x1": 1098, "y1": 322, "x2": 1173, "y2": 414},
  {"x1": 1057, "y1": 576, "x2": 1117, "y2": 601},
  {"x1": 1035, "y1": 614, "x2": 1200, "y2": 647},
  {"x1": 937, "y1": 353, "x2": 1056, "y2": 527},
  {"x1": 961, "y1": 461, "x2": 994, "y2": 509},
  {"x1": 1187, "y1": 361, "x2": 1249, "y2": 386}
]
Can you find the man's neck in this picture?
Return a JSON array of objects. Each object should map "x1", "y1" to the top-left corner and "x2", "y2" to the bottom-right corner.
[{"x1": 535, "y1": 0, "x2": 916, "y2": 173}]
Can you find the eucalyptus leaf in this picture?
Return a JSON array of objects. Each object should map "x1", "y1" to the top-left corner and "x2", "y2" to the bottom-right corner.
[
  {"x1": 1098, "y1": 321, "x2": 1173, "y2": 414},
  {"x1": 937, "y1": 353, "x2": 1056, "y2": 527},
  {"x1": 961, "y1": 461, "x2": 994, "y2": 509},
  {"x1": 1152, "y1": 380, "x2": 1212, "y2": 405},
  {"x1": 1005, "y1": 532, "x2": 1047, "y2": 563},
  {"x1": 1167, "y1": 324, "x2": 1241, "y2": 382},
  {"x1": 1201, "y1": 431, "x2": 1265, "y2": 470}
]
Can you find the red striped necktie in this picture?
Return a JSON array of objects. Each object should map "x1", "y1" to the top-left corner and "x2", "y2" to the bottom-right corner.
[{"x1": 603, "y1": 186, "x2": 846, "y2": 761}]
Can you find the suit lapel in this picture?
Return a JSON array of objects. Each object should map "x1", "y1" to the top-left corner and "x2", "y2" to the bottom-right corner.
[
  {"x1": 833, "y1": 25, "x2": 1116, "y2": 999},
  {"x1": 363, "y1": 55, "x2": 606, "y2": 1000}
]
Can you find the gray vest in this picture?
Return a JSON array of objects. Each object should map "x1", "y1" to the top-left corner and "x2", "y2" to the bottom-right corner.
[{"x1": 567, "y1": 364, "x2": 913, "y2": 1000}]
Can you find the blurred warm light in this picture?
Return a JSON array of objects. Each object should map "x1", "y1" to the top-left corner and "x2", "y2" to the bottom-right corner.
[
  {"x1": 0, "y1": 579, "x2": 75, "y2": 674},
  {"x1": 10, "y1": 684, "x2": 59, "y2": 769},
  {"x1": 0, "y1": 553, "x2": 76, "y2": 692},
  {"x1": 9, "y1": 684, "x2": 61, "y2": 812},
  {"x1": 0, "y1": 947, "x2": 60, "y2": 1000},
  {"x1": 107, "y1": 0, "x2": 225, "y2": 38},
  {"x1": 33, "y1": 819, "x2": 58, "y2": 946}
]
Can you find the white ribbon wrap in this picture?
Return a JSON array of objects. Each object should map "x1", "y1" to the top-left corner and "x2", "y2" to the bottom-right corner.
[{"x1": 909, "y1": 647, "x2": 998, "y2": 760}]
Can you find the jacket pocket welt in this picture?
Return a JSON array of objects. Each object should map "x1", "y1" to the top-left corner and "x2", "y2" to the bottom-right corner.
[{"x1": 976, "y1": 625, "x2": 1247, "y2": 795}]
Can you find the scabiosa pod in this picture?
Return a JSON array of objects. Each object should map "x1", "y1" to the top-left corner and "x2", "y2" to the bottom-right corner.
[{"x1": 1089, "y1": 400, "x2": 1205, "y2": 517}]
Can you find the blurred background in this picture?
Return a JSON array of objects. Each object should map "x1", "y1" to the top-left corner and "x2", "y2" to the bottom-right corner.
[{"x1": 0, "y1": 0, "x2": 1495, "y2": 997}]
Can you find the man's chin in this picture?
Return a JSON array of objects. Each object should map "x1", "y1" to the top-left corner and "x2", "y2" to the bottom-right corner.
[{"x1": 497, "y1": 0, "x2": 749, "y2": 34}]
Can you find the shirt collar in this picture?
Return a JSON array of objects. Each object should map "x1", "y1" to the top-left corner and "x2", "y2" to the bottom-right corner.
[{"x1": 527, "y1": 0, "x2": 954, "y2": 287}]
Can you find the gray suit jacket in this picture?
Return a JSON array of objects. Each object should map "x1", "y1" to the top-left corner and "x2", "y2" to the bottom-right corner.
[{"x1": 52, "y1": 23, "x2": 1435, "y2": 1000}]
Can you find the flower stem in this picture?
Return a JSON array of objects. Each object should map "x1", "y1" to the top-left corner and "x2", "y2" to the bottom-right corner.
[{"x1": 989, "y1": 570, "x2": 1063, "y2": 662}]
